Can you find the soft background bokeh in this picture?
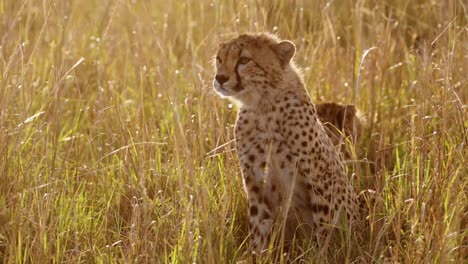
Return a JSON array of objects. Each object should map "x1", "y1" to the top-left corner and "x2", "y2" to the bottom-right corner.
[{"x1": 0, "y1": 0, "x2": 466, "y2": 263}]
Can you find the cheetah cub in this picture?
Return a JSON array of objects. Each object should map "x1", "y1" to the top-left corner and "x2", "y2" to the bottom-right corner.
[
  {"x1": 213, "y1": 33, "x2": 359, "y2": 254},
  {"x1": 315, "y1": 102, "x2": 363, "y2": 159}
]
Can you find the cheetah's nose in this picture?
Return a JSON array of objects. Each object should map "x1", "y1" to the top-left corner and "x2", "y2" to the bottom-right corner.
[{"x1": 215, "y1": 74, "x2": 229, "y2": 85}]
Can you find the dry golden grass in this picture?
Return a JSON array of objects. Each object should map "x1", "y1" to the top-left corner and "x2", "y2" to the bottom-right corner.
[{"x1": 0, "y1": 0, "x2": 466, "y2": 263}]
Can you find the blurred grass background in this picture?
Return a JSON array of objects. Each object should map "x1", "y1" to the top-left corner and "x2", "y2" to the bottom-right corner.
[{"x1": 0, "y1": 0, "x2": 466, "y2": 263}]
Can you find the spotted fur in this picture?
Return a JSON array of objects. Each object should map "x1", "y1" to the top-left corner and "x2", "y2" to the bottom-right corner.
[{"x1": 315, "y1": 102, "x2": 363, "y2": 158}]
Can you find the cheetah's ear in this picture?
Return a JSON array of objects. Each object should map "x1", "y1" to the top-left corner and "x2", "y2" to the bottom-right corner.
[{"x1": 275, "y1": 41, "x2": 296, "y2": 65}]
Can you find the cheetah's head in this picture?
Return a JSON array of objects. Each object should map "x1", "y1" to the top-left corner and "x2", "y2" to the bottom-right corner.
[{"x1": 213, "y1": 33, "x2": 296, "y2": 105}]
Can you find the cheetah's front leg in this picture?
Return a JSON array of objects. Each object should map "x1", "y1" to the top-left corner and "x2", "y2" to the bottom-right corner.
[
  {"x1": 240, "y1": 157, "x2": 277, "y2": 255},
  {"x1": 246, "y1": 185, "x2": 275, "y2": 254}
]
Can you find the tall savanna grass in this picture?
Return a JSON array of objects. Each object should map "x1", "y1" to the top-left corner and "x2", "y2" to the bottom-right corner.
[{"x1": 0, "y1": 0, "x2": 466, "y2": 263}]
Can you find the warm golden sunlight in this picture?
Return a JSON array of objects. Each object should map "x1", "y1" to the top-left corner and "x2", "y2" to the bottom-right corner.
[{"x1": 0, "y1": 0, "x2": 466, "y2": 263}]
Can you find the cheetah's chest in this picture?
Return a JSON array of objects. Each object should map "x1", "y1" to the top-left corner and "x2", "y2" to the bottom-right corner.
[
  {"x1": 234, "y1": 110, "x2": 293, "y2": 185},
  {"x1": 234, "y1": 110, "x2": 282, "y2": 152}
]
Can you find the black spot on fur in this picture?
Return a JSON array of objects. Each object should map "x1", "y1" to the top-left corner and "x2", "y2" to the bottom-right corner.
[
  {"x1": 251, "y1": 186, "x2": 260, "y2": 194},
  {"x1": 250, "y1": 205, "x2": 258, "y2": 216}
]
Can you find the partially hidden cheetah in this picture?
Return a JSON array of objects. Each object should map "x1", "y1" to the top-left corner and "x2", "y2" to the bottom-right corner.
[
  {"x1": 213, "y1": 33, "x2": 360, "y2": 254},
  {"x1": 315, "y1": 102, "x2": 363, "y2": 159}
]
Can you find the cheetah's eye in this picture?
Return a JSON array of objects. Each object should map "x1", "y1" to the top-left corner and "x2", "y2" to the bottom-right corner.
[
  {"x1": 238, "y1": 57, "x2": 252, "y2": 65},
  {"x1": 216, "y1": 56, "x2": 222, "y2": 64}
]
